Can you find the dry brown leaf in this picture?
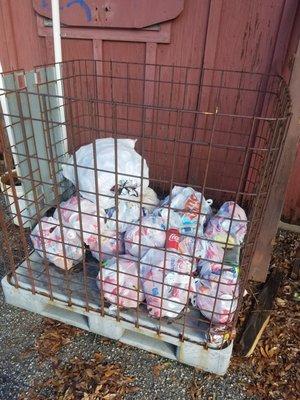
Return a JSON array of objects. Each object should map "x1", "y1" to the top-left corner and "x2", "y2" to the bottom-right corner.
[
  {"x1": 266, "y1": 346, "x2": 278, "y2": 358},
  {"x1": 259, "y1": 346, "x2": 268, "y2": 358},
  {"x1": 35, "y1": 318, "x2": 82, "y2": 359},
  {"x1": 285, "y1": 364, "x2": 293, "y2": 371},
  {"x1": 152, "y1": 361, "x2": 172, "y2": 377},
  {"x1": 19, "y1": 347, "x2": 33, "y2": 359},
  {"x1": 102, "y1": 394, "x2": 117, "y2": 400},
  {"x1": 94, "y1": 352, "x2": 104, "y2": 361},
  {"x1": 95, "y1": 384, "x2": 103, "y2": 394},
  {"x1": 20, "y1": 352, "x2": 137, "y2": 400},
  {"x1": 104, "y1": 370, "x2": 116, "y2": 378},
  {"x1": 189, "y1": 379, "x2": 204, "y2": 400},
  {"x1": 232, "y1": 231, "x2": 300, "y2": 400},
  {"x1": 275, "y1": 297, "x2": 286, "y2": 307},
  {"x1": 85, "y1": 368, "x2": 95, "y2": 378}
]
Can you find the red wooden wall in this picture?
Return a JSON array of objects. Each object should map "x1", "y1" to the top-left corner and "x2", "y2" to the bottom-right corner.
[{"x1": 0, "y1": 0, "x2": 299, "y2": 221}]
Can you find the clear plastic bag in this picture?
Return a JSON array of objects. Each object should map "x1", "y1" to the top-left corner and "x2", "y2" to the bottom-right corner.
[
  {"x1": 195, "y1": 241, "x2": 239, "y2": 325},
  {"x1": 199, "y1": 260, "x2": 238, "y2": 282},
  {"x1": 141, "y1": 248, "x2": 196, "y2": 318},
  {"x1": 124, "y1": 214, "x2": 166, "y2": 257},
  {"x1": 152, "y1": 207, "x2": 183, "y2": 230},
  {"x1": 178, "y1": 235, "x2": 207, "y2": 259},
  {"x1": 97, "y1": 255, "x2": 145, "y2": 309},
  {"x1": 195, "y1": 275, "x2": 239, "y2": 325},
  {"x1": 160, "y1": 186, "x2": 213, "y2": 236},
  {"x1": 90, "y1": 232, "x2": 124, "y2": 261},
  {"x1": 141, "y1": 187, "x2": 160, "y2": 212},
  {"x1": 54, "y1": 195, "x2": 122, "y2": 260},
  {"x1": 204, "y1": 201, "x2": 247, "y2": 247},
  {"x1": 53, "y1": 195, "x2": 106, "y2": 243},
  {"x1": 105, "y1": 187, "x2": 160, "y2": 233},
  {"x1": 62, "y1": 138, "x2": 149, "y2": 209},
  {"x1": 30, "y1": 217, "x2": 84, "y2": 270}
]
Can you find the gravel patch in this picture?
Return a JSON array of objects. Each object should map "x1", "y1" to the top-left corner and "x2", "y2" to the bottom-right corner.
[{"x1": 0, "y1": 283, "x2": 258, "y2": 400}]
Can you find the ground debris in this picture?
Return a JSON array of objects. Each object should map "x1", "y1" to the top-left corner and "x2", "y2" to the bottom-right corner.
[
  {"x1": 188, "y1": 376, "x2": 204, "y2": 399},
  {"x1": 35, "y1": 318, "x2": 82, "y2": 360},
  {"x1": 152, "y1": 361, "x2": 172, "y2": 377},
  {"x1": 19, "y1": 352, "x2": 137, "y2": 400},
  {"x1": 231, "y1": 229, "x2": 300, "y2": 400},
  {"x1": 188, "y1": 371, "x2": 216, "y2": 400}
]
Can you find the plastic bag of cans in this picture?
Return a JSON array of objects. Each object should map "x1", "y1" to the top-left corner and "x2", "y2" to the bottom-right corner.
[
  {"x1": 30, "y1": 217, "x2": 84, "y2": 270},
  {"x1": 160, "y1": 186, "x2": 213, "y2": 236},
  {"x1": 178, "y1": 235, "x2": 207, "y2": 259},
  {"x1": 195, "y1": 242, "x2": 239, "y2": 324},
  {"x1": 204, "y1": 201, "x2": 247, "y2": 248},
  {"x1": 123, "y1": 199, "x2": 183, "y2": 259},
  {"x1": 90, "y1": 233, "x2": 124, "y2": 261},
  {"x1": 207, "y1": 325, "x2": 236, "y2": 348},
  {"x1": 152, "y1": 207, "x2": 183, "y2": 230},
  {"x1": 53, "y1": 195, "x2": 106, "y2": 240},
  {"x1": 141, "y1": 229, "x2": 196, "y2": 318},
  {"x1": 97, "y1": 255, "x2": 145, "y2": 309},
  {"x1": 54, "y1": 196, "x2": 123, "y2": 260},
  {"x1": 104, "y1": 187, "x2": 159, "y2": 233},
  {"x1": 195, "y1": 272, "x2": 239, "y2": 325},
  {"x1": 124, "y1": 214, "x2": 166, "y2": 258}
]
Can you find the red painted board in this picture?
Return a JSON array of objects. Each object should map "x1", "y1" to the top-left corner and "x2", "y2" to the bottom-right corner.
[{"x1": 32, "y1": 0, "x2": 184, "y2": 29}]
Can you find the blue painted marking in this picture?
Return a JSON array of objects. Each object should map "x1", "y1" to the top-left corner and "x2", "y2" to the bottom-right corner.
[
  {"x1": 40, "y1": 0, "x2": 48, "y2": 8},
  {"x1": 66, "y1": 0, "x2": 92, "y2": 22}
]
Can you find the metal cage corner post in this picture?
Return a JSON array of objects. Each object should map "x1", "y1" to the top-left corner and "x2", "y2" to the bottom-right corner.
[{"x1": 0, "y1": 60, "x2": 291, "y2": 373}]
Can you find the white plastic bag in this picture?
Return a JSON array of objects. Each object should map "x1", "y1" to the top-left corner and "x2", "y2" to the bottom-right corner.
[
  {"x1": 152, "y1": 207, "x2": 183, "y2": 230},
  {"x1": 104, "y1": 187, "x2": 160, "y2": 233},
  {"x1": 97, "y1": 255, "x2": 145, "y2": 308},
  {"x1": 53, "y1": 195, "x2": 107, "y2": 242},
  {"x1": 141, "y1": 187, "x2": 160, "y2": 212},
  {"x1": 195, "y1": 274, "x2": 239, "y2": 325},
  {"x1": 124, "y1": 214, "x2": 166, "y2": 257},
  {"x1": 204, "y1": 201, "x2": 247, "y2": 247},
  {"x1": 160, "y1": 186, "x2": 213, "y2": 236},
  {"x1": 178, "y1": 236, "x2": 207, "y2": 259},
  {"x1": 62, "y1": 138, "x2": 149, "y2": 209},
  {"x1": 30, "y1": 217, "x2": 83, "y2": 270},
  {"x1": 195, "y1": 241, "x2": 239, "y2": 324},
  {"x1": 141, "y1": 248, "x2": 196, "y2": 318},
  {"x1": 53, "y1": 196, "x2": 124, "y2": 261},
  {"x1": 90, "y1": 232, "x2": 124, "y2": 261}
]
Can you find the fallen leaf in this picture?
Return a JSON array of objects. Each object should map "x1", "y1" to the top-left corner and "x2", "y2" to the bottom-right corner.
[
  {"x1": 266, "y1": 346, "x2": 278, "y2": 358},
  {"x1": 20, "y1": 352, "x2": 137, "y2": 399},
  {"x1": 275, "y1": 297, "x2": 286, "y2": 307},
  {"x1": 232, "y1": 231, "x2": 300, "y2": 400},
  {"x1": 85, "y1": 368, "x2": 95, "y2": 378},
  {"x1": 285, "y1": 364, "x2": 293, "y2": 371},
  {"x1": 152, "y1": 361, "x2": 172, "y2": 377},
  {"x1": 35, "y1": 318, "x2": 82, "y2": 359},
  {"x1": 103, "y1": 394, "x2": 117, "y2": 400},
  {"x1": 260, "y1": 346, "x2": 268, "y2": 358}
]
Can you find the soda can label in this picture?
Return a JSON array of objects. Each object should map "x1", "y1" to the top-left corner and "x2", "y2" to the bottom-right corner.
[{"x1": 166, "y1": 228, "x2": 180, "y2": 250}]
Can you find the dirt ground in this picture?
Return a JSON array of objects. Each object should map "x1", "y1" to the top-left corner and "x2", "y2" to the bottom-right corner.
[{"x1": 0, "y1": 226, "x2": 299, "y2": 400}]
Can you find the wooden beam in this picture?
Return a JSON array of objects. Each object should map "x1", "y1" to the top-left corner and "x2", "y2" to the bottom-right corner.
[
  {"x1": 238, "y1": 268, "x2": 285, "y2": 356},
  {"x1": 36, "y1": 15, "x2": 172, "y2": 44},
  {"x1": 249, "y1": 34, "x2": 300, "y2": 282}
]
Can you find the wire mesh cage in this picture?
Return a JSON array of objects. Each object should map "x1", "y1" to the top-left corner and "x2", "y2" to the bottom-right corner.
[{"x1": 0, "y1": 60, "x2": 291, "y2": 358}]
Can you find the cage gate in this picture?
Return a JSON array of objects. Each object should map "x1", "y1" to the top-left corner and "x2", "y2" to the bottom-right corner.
[{"x1": 0, "y1": 60, "x2": 291, "y2": 374}]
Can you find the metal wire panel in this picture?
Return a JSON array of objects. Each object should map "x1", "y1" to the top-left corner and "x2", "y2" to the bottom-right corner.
[{"x1": 0, "y1": 60, "x2": 291, "y2": 348}]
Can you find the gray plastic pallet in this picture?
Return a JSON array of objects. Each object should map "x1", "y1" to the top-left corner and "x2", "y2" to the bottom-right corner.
[{"x1": 1, "y1": 252, "x2": 233, "y2": 375}]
